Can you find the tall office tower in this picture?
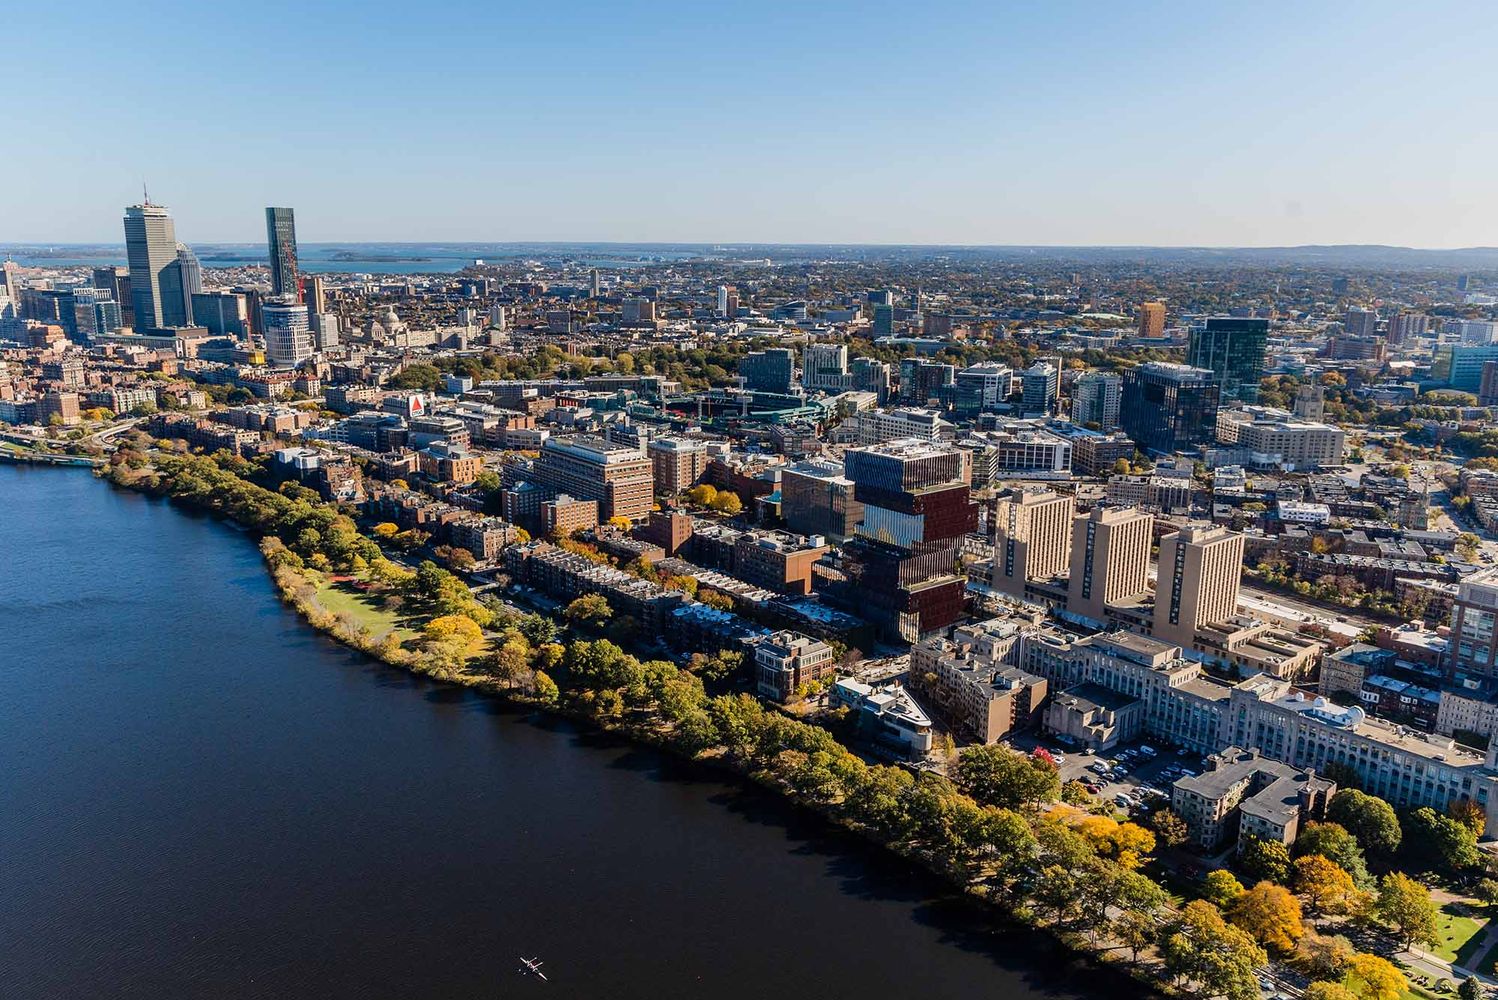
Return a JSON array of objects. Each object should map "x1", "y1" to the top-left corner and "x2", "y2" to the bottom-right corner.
[
  {"x1": 1120, "y1": 362, "x2": 1220, "y2": 455},
  {"x1": 716, "y1": 285, "x2": 730, "y2": 317},
  {"x1": 872, "y1": 303, "x2": 894, "y2": 337},
  {"x1": 867, "y1": 289, "x2": 894, "y2": 307},
  {"x1": 739, "y1": 348, "x2": 796, "y2": 394},
  {"x1": 1292, "y1": 383, "x2": 1326, "y2": 421},
  {"x1": 1020, "y1": 362, "x2": 1058, "y2": 416},
  {"x1": 1385, "y1": 310, "x2": 1428, "y2": 346},
  {"x1": 589, "y1": 269, "x2": 601, "y2": 299},
  {"x1": 1, "y1": 259, "x2": 18, "y2": 301},
  {"x1": 489, "y1": 304, "x2": 507, "y2": 329},
  {"x1": 1187, "y1": 317, "x2": 1267, "y2": 403},
  {"x1": 1070, "y1": 371, "x2": 1123, "y2": 429},
  {"x1": 92, "y1": 265, "x2": 130, "y2": 323},
  {"x1": 842, "y1": 440, "x2": 978, "y2": 641},
  {"x1": 1449, "y1": 572, "x2": 1498, "y2": 681},
  {"x1": 1066, "y1": 506, "x2": 1153, "y2": 622},
  {"x1": 1151, "y1": 524, "x2": 1244, "y2": 646},
  {"x1": 68, "y1": 287, "x2": 121, "y2": 342},
  {"x1": 171, "y1": 244, "x2": 202, "y2": 324},
  {"x1": 1343, "y1": 306, "x2": 1379, "y2": 338},
  {"x1": 302, "y1": 274, "x2": 327, "y2": 315},
  {"x1": 898, "y1": 358, "x2": 955, "y2": 405},
  {"x1": 123, "y1": 201, "x2": 185, "y2": 329},
  {"x1": 1137, "y1": 301, "x2": 1166, "y2": 339},
  {"x1": 724, "y1": 288, "x2": 739, "y2": 317},
  {"x1": 265, "y1": 207, "x2": 301, "y2": 301},
  {"x1": 991, "y1": 488, "x2": 1074, "y2": 599},
  {"x1": 262, "y1": 295, "x2": 312, "y2": 367},
  {"x1": 1458, "y1": 275, "x2": 1473, "y2": 293}
]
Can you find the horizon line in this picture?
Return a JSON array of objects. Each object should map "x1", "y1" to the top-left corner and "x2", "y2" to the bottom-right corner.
[{"x1": 4, "y1": 239, "x2": 1498, "y2": 253}]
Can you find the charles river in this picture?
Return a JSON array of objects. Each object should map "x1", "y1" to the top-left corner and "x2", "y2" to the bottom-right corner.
[{"x1": 0, "y1": 464, "x2": 1154, "y2": 1000}]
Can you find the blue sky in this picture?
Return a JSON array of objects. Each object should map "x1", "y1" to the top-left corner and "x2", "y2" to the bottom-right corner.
[{"x1": 7, "y1": 0, "x2": 1496, "y2": 246}]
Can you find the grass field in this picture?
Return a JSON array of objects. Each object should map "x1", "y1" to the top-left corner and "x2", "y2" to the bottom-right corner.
[
  {"x1": 1430, "y1": 903, "x2": 1486, "y2": 966},
  {"x1": 1472, "y1": 936, "x2": 1498, "y2": 978},
  {"x1": 313, "y1": 580, "x2": 421, "y2": 642}
]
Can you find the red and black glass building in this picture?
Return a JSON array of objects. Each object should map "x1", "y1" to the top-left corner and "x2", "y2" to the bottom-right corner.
[{"x1": 841, "y1": 441, "x2": 978, "y2": 642}]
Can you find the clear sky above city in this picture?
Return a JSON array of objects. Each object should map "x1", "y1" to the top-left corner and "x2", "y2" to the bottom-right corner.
[{"x1": 7, "y1": 0, "x2": 1496, "y2": 247}]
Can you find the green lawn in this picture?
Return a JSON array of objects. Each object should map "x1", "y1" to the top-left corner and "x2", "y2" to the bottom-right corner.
[
  {"x1": 1468, "y1": 934, "x2": 1498, "y2": 978},
  {"x1": 313, "y1": 580, "x2": 420, "y2": 642},
  {"x1": 1430, "y1": 902, "x2": 1486, "y2": 966}
]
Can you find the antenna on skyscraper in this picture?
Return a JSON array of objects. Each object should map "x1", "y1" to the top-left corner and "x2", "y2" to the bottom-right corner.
[{"x1": 142, "y1": 181, "x2": 151, "y2": 206}]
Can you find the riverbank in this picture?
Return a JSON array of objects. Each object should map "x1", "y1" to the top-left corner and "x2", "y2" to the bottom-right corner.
[{"x1": 90, "y1": 448, "x2": 1199, "y2": 999}]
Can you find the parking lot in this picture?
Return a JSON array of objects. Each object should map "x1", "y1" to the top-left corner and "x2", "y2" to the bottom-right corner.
[{"x1": 1009, "y1": 732, "x2": 1209, "y2": 814}]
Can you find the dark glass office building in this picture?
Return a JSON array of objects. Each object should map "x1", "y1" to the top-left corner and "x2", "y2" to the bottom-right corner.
[
  {"x1": 265, "y1": 207, "x2": 301, "y2": 302},
  {"x1": 1120, "y1": 363, "x2": 1220, "y2": 455},
  {"x1": 1187, "y1": 317, "x2": 1267, "y2": 403}
]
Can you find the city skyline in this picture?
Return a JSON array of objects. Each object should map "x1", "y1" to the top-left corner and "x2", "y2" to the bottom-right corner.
[{"x1": 5, "y1": 1, "x2": 1496, "y2": 247}]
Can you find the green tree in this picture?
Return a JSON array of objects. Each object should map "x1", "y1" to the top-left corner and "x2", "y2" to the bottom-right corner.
[
  {"x1": 532, "y1": 669, "x2": 559, "y2": 703},
  {"x1": 1239, "y1": 836, "x2": 1292, "y2": 885},
  {"x1": 1113, "y1": 909, "x2": 1155, "y2": 963},
  {"x1": 1459, "y1": 977, "x2": 1482, "y2": 1000},
  {"x1": 1407, "y1": 806, "x2": 1481, "y2": 870},
  {"x1": 1295, "y1": 822, "x2": 1371, "y2": 887},
  {"x1": 1327, "y1": 789, "x2": 1402, "y2": 856},
  {"x1": 1374, "y1": 872, "x2": 1438, "y2": 949},
  {"x1": 1203, "y1": 869, "x2": 1247, "y2": 908},
  {"x1": 1149, "y1": 808, "x2": 1189, "y2": 848},
  {"x1": 1159, "y1": 900, "x2": 1267, "y2": 1000},
  {"x1": 517, "y1": 612, "x2": 559, "y2": 646},
  {"x1": 563, "y1": 593, "x2": 612, "y2": 628},
  {"x1": 1474, "y1": 878, "x2": 1498, "y2": 915},
  {"x1": 953, "y1": 744, "x2": 1060, "y2": 811}
]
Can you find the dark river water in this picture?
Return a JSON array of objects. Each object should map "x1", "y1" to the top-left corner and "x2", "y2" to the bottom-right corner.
[{"x1": 0, "y1": 465, "x2": 1152, "y2": 999}]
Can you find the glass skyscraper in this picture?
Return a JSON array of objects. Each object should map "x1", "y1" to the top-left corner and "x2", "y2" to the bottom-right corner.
[
  {"x1": 123, "y1": 203, "x2": 185, "y2": 330},
  {"x1": 1120, "y1": 362, "x2": 1220, "y2": 455},
  {"x1": 1186, "y1": 317, "x2": 1268, "y2": 403},
  {"x1": 265, "y1": 207, "x2": 301, "y2": 301}
]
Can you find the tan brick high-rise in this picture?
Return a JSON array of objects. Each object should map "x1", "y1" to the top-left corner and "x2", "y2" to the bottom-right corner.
[
  {"x1": 1152, "y1": 524, "x2": 1245, "y2": 646},
  {"x1": 1066, "y1": 506, "x2": 1152, "y2": 621},
  {"x1": 992, "y1": 488, "x2": 1074, "y2": 599}
]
